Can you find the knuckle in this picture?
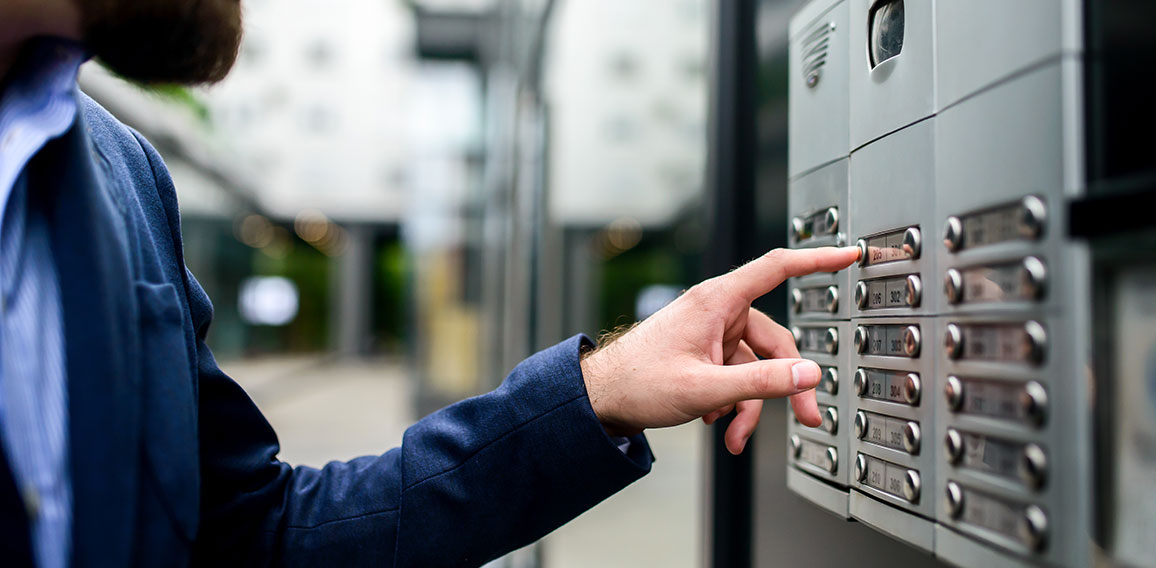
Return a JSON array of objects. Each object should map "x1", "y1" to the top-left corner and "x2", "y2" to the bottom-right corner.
[
  {"x1": 762, "y1": 247, "x2": 788, "y2": 262},
  {"x1": 682, "y1": 281, "x2": 714, "y2": 306},
  {"x1": 761, "y1": 248, "x2": 791, "y2": 280},
  {"x1": 752, "y1": 364, "x2": 782, "y2": 396}
]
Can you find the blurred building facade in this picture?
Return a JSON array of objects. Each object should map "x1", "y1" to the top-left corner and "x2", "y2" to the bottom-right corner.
[
  {"x1": 208, "y1": 0, "x2": 414, "y2": 223},
  {"x1": 408, "y1": 0, "x2": 711, "y2": 406}
]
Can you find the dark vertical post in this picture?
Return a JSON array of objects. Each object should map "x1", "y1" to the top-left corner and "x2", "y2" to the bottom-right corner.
[{"x1": 704, "y1": 0, "x2": 760, "y2": 567}]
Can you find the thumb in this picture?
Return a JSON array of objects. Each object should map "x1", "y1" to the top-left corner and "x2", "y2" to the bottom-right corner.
[{"x1": 703, "y1": 358, "x2": 822, "y2": 408}]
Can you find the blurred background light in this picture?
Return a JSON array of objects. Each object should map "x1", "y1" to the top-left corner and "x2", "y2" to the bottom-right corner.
[
  {"x1": 635, "y1": 284, "x2": 683, "y2": 320},
  {"x1": 238, "y1": 276, "x2": 300, "y2": 326}
]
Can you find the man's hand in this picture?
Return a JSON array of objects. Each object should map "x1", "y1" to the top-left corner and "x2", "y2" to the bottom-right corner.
[{"x1": 580, "y1": 246, "x2": 859, "y2": 455}]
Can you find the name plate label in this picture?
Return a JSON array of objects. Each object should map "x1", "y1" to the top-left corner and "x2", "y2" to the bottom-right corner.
[
  {"x1": 796, "y1": 437, "x2": 835, "y2": 473},
  {"x1": 946, "y1": 322, "x2": 1046, "y2": 365},
  {"x1": 860, "y1": 368, "x2": 919, "y2": 405}
]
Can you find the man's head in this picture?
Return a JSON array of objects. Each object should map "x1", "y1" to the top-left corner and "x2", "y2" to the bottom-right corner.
[{"x1": 79, "y1": 0, "x2": 243, "y2": 85}]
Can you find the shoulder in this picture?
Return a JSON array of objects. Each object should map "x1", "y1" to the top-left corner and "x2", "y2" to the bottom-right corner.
[
  {"x1": 79, "y1": 90, "x2": 173, "y2": 196},
  {"x1": 77, "y1": 90, "x2": 188, "y2": 280},
  {"x1": 78, "y1": 90, "x2": 183, "y2": 228}
]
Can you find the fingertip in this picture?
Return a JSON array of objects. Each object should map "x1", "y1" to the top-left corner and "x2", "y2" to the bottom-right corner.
[
  {"x1": 790, "y1": 390, "x2": 822, "y2": 426},
  {"x1": 725, "y1": 431, "x2": 747, "y2": 455},
  {"x1": 791, "y1": 360, "x2": 821, "y2": 390},
  {"x1": 844, "y1": 245, "x2": 862, "y2": 263}
]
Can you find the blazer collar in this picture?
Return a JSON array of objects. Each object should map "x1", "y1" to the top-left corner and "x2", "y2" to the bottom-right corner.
[{"x1": 32, "y1": 99, "x2": 141, "y2": 568}]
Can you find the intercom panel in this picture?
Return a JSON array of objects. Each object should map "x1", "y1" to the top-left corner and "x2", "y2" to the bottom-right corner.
[
  {"x1": 783, "y1": 0, "x2": 1105, "y2": 566},
  {"x1": 933, "y1": 59, "x2": 1092, "y2": 566}
]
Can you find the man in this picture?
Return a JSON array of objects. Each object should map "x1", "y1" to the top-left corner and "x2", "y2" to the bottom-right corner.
[{"x1": 0, "y1": 0, "x2": 859, "y2": 566}]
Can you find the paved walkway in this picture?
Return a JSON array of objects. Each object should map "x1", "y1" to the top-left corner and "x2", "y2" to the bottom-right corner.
[{"x1": 219, "y1": 355, "x2": 702, "y2": 567}]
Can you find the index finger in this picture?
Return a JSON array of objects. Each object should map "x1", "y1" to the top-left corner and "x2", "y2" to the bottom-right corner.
[{"x1": 725, "y1": 247, "x2": 860, "y2": 302}]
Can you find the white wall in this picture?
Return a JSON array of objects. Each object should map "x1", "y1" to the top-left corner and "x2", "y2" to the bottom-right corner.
[
  {"x1": 544, "y1": 0, "x2": 710, "y2": 229},
  {"x1": 203, "y1": 0, "x2": 416, "y2": 223}
]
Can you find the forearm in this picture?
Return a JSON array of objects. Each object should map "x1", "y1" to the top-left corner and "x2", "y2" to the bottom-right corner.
[
  {"x1": 197, "y1": 335, "x2": 652, "y2": 567},
  {"x1": 391, "y1": 335, "x2": 652, "y2": 566}
]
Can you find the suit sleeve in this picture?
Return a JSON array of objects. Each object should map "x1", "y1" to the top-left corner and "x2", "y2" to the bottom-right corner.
[{"x1": 186, "y1": 270, "x2": 653, "y2": 566}]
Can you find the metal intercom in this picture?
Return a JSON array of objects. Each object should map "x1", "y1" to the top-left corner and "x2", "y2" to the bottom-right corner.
[{"x1": 780, "y1": 1, "x2": 1131, "y2": 565}]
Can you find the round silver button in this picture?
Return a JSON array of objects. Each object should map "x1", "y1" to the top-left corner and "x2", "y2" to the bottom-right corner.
[
  {"x1": 1019, "y1": 196, "x2": 1047, "y2": 240},
  {"x1": 945, "y1": 481, "x2": 964, "y2": 519},
  {"x1": 945, "y1": 429, "x2": 964, "y2": 464},
  {"x1": 854, "y1": 368, "x2": 868, "y2": 397},
  {"x1": 944, "y1": 268, "x2": 963, "y2": 305},
  {"x1": 791, "y1": 217, "x2": 805, "y2": 242},
  {"x1": 903, "y1": 325, "x2": 921, "y2": 358},
  {"x1": 1021, "y1": 257, "x2": 1048, "y2": 301},
  {"x1": 903, "y1": 421, "x2": 921, "y2": 455},
  {"x1": 945, "y1": 375, "x2": 964, "y2": 411},
  {"x1": 905, "y1": 274, "x2": 922, "y2": 308},
  {"x1": 824, "y1": 328, "x2": 839, "y2": 355},
  {"x1": 1020, "y1": 443, "x2": 1048, "y2": 490},
  {"x1": 856, "y1": 238, "x2": 869, "y2": 267},
  {"x1": 825, "y1": 447, "x2": 839, "y2": 474},
  {"x1": 854, "y1": 411, "x2": 868, "y2": 440},
  {"x1": 1020, "y1": 505, "x2": 1049, "y2": 552},
  {"x1": 855, "y1": 453, "x2": 868, "y2": 483},
  {"x1": 903, "y1": 373, "x2": 921, "y2": 406},
  {"x1": 855, "y1": 280, "x2": 868, "y2": 309},
  {"x1": 822, "y1": 406, "x2": 839, "y2": 435},
  {"x1": 944, "y1": 216, "x2": 964, "y2": 252},
  {"x1": 821, "y1": 367, "x2": 838, "y2": 395},
  {"x1": 824, "y1": 207, "x2": 839, "y2": 234},
  {"x1": 789, "y1": 434, "x2": 801, "y2": 459},
  {"x1": 1021, "y1": 381, "x2": 1048, "y2": 427},
  {"x1": 854, "y1": 326, "x2": 869, "y2": 354},
  {"x1": 903, "y1": 470, "x2": 921, "y2": 504},
  {"x1": 825, "y1": 286, "x2": 839, "y2": 314},
  {"x1": 1023, "y1": 321, "x2": 1048, "y2": 365},
  {"x1": 790, "y1": 288, "x2": 803, "y2": 314},
  {"x1": 903, "y1": 227, "x2": 922, "y2": 260},
  {"x1": 945, "y1": 324, "x2": 964, "y2": 360},
  {"x1": 791, "y1": 326, "x2": 803, "y2": 350}
]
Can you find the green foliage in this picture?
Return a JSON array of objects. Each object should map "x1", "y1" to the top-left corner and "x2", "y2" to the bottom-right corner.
[
  {"x1": 101, "y1": 61, "x2": 212, "y2": 123},
  {"x1": 142, "y1": 83, "x2": 211, "y2": 123},
  {"x1": 598, "y1": 237, "x2": 687, "y2": 332},
  {"x1": 249, "y1": 238, "x2": 332, "y2": 352},
  {"x1": 373, "y1": 240, "x2": 410, "y2": 351}
]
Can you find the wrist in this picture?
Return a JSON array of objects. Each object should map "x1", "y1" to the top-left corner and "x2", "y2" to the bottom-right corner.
[{"x1": 580, "y1": 343, "x2": 643, "y2": 438}]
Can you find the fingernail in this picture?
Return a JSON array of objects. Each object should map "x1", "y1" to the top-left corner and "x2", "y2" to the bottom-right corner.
[{"x1": 792, "y1": 361, "x2": 820, "y2": 390}]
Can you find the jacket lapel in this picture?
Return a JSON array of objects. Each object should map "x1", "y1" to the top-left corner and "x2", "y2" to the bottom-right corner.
[{"x1": 33, "y1": 107, "x2": 140, "y2": 568}]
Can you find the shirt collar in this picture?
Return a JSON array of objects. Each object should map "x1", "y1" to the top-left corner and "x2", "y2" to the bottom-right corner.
[
  {"x1": 3, "y1": 37, "x2": 88, "y2": 102},
  {"x1": 0, "y1": 38, "x2": 89, "y2": 215}
]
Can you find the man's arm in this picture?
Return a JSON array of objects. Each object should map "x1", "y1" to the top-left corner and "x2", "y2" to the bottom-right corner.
[
  {"x1": 123, "y1": 129, "x2": 650, "y2": 566},
  {"x1": 190, "y1": 301, "x2": 649, "y2": 566},
  {"x1": 186, "y1": 249, "x2": 857, "y2": 565}
]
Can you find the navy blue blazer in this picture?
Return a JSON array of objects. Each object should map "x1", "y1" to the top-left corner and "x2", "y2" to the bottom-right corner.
[{"x1": 0, "y1": 93, "x2": 652, "y2": 567}]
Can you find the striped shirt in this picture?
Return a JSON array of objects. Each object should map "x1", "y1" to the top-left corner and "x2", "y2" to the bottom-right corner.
[{"x1": 0, "y1": 39, "x2": 86, "y2": 568}]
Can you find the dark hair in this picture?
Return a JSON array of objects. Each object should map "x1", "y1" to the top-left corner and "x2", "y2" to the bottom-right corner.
[{"x1": 82, "y1": 0, "x2": 243, "y2": 85}]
